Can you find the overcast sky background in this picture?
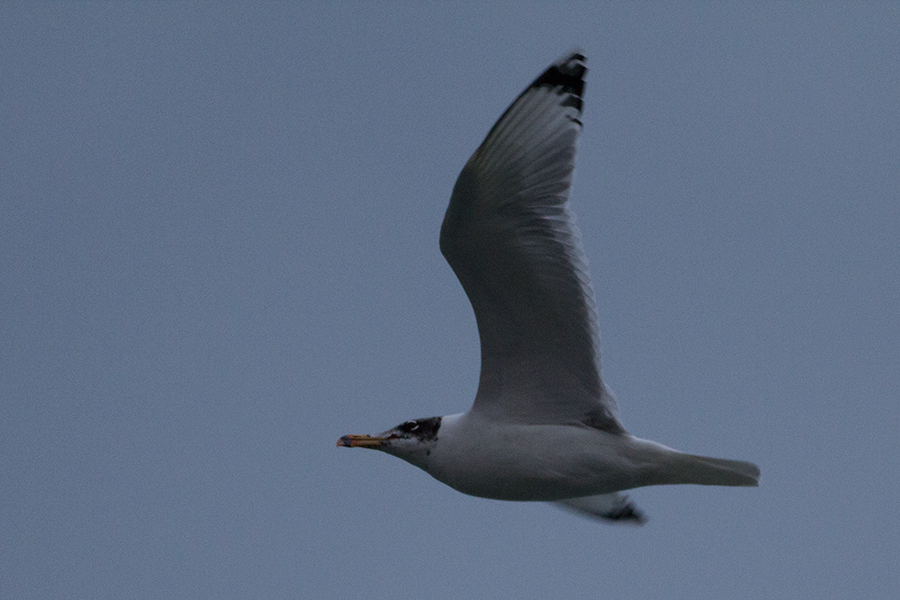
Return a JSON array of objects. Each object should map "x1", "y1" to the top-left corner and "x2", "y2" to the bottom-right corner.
[{"x1": 2, "y1": 3, "x2": 898, "y2": 599}]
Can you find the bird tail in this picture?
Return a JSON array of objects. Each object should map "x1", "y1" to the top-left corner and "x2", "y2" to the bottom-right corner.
[{"x1": 667, "y1": 453, "x2": 761, "y2": 487}]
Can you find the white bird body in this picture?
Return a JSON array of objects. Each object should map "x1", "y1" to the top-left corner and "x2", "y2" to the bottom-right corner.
[
  {"x1": 426, "y1": 413, "x2": 672, "y2": 501},
  {"x1": 339, "y1": 51, "x2": 759, "y2": 524},
  {"x1": 393, "y1": 411, "x2": 758, "y2": 503}
]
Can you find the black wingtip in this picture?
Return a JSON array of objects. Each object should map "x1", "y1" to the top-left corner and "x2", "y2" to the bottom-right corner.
[
  {"x1": 602, "y1": 502, "x2": 648, "y2": 525},
  {"x1": 529, "y1": 51, "x2": 587, "y2": 113}
]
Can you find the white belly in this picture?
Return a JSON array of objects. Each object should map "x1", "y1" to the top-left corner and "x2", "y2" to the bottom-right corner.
[{"x1": 426, "y1": 412, "x2": 663, "y2": 501}]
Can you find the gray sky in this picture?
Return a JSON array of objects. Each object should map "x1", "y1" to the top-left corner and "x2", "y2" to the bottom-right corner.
[{"x1": 2, "y1": 3, "x2": 898, "y2": 599}]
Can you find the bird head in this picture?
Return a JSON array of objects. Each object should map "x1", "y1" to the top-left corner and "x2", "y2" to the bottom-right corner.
[{"x1": 337, "y1": 416, "x2": 442, "y2": 469}]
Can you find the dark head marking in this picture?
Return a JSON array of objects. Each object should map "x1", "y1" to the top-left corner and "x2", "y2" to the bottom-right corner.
[{"x1": 396, "y1": 417, "x2": 442, "y2": 442}]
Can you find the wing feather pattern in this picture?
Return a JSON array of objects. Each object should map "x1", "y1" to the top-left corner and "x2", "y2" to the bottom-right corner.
[{"x1": 440, "y1": 52, "x2": 623, "y2": 432}]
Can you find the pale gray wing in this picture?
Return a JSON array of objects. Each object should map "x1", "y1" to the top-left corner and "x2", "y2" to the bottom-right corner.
[
  {"x1": 554, "y1": 493, "x2": 646, "y2": 525},
  {"x1": 440, "y1": 52, "x2": 623, "y2": 432}
]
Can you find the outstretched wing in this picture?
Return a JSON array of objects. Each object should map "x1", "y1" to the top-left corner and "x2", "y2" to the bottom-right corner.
[
  {"x1": 554, "y1": 493, "x2": 646, "y2": 525},
  {"x1": 440, "y1": 52, "x2": 623, "y2": 432}
]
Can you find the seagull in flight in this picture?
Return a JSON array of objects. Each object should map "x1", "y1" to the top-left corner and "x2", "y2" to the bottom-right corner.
[{"x1": 338, "y1": 51, "x2": 759, "y2": 524}]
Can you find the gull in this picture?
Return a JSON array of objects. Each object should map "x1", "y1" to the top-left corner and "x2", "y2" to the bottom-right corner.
[{"x1": 338, "y1": 51, "x2": 759, "y2": 524}]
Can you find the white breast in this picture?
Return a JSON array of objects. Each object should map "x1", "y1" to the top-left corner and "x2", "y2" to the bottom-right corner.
[{"x1": 427, "y1": 412, "x2": 652, "y2": 501}]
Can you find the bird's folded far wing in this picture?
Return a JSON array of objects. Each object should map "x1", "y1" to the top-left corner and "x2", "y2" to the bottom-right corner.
[
  {"x1": 440, "y1": 52, "x2": 622, "y2": 432},
  {"x1": 554, "y1": 493, "x2": 646, "y2": 525}
]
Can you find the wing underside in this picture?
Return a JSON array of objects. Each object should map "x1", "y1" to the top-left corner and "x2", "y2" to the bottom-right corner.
[
  {"x1": 554, "y1": 493, "x2": 646, "y2": 525},
  {"x1": 440, "y1": 52, "x2": 622, "y2": 432}
]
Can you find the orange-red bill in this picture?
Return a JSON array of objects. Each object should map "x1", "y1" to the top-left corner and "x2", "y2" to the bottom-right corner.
[{"x1": 337, "y1": 434, "x2": 387, "y2": 448}]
